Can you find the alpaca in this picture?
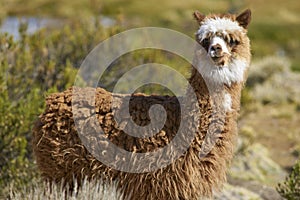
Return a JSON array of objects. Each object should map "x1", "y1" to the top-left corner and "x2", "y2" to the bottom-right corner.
[{"x1": 32, "y1": 9, "x2": 251, "y2": 199}]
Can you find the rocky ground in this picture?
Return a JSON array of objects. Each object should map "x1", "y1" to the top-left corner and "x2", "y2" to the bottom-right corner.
[
  {"x1": 214, "y1": 142, "x2": 286, "y2": 200},
  {"x1": 214, "y1": 56, "x2": 300, "y2": 200}
]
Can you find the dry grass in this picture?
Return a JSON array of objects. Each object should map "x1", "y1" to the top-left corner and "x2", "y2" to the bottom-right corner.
[
  {"x1": 248, "y1": 56, "x2": 300, "y2": 105},
  {"x1": 9, "y1": 178, "x2": 122, "y2": 200}
]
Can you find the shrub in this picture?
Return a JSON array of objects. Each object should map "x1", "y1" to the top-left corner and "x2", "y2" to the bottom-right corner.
[
  {"x1": 247, "y1": 56, "x2": 300, "y2": 105},
  {"x1": 0, "y1": 18, "x2": 122, "y2": 197},
  {"x1": 277, "y1": 160, "x2": 300, "y2": 200}
]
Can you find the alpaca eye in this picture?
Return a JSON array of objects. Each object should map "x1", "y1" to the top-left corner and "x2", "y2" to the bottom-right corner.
[
  {"x1": 203, "y1": 38, "x2": 210, "y2": 44},
  {"x1": 201, "y1": 38, "x2": 210, "y2": 49},
  {"x1": 229, "y1": 39, "x2": 239, "y2": 47}
]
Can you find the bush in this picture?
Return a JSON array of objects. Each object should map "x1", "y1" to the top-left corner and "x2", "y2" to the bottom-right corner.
[
  {"x1": 0, "y1": 18, "x2": 123, "y2": 197},
  {"x1": 247, "y1": 56, "x2": 300, "y2": 105},
  {"x1": 277, "y1": 160, "x2": 300, "y2": 200}
]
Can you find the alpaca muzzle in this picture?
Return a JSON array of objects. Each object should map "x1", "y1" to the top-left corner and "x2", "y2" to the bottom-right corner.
[
  {"x1": 208, "y1": 36, "x2": 230, "y2": 66},
  {"x1": 209, "y1": 44, "x2": 223, "y2": 58}
]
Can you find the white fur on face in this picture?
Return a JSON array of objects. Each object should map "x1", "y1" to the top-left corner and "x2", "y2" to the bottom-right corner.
[
  {"x1": 197, "y1": 17, "x2": 243, "y2": 41},
  {"x1": 195, "y1": 49, "x2": 248, "y2": 86},
  {"x1": 209, "y1": 36, "x2": 230, "y2": 57}
]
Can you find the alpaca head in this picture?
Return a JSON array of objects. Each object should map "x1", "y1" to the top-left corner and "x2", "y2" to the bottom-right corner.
[{"x1": 193, "y1": 9, "x2": 252, "y2": 86}]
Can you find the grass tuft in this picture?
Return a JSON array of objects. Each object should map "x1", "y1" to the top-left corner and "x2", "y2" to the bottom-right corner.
[{"x1": 9, "y1": 178, "x2": 122, "y2": 200}]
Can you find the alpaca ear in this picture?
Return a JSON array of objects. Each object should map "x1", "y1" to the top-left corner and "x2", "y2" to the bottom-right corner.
[
  {"x1": 236, "y1": 9, "x2": 252, "y2": 29},
  {"x1": 193, "y1": 10, "x2": 206, "y2": 23}
]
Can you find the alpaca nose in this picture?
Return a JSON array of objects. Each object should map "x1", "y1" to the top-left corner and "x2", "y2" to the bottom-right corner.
[
  {"x1": 209, "y1": 44, "x2": 223, "y2": 58},
  {"x1": 211, "y1": 44, "x2": 222, "y2": 53},
  {"x1": 209, "y1": 36, "x2": 230, "y2": 58}
]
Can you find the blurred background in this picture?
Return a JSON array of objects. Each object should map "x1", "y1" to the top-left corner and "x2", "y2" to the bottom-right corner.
[{"x1": 0, "y1": 0, "x2": 299, "y2": 199}]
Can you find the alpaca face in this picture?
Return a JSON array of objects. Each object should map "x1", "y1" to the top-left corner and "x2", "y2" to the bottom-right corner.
[
  {"x1": 196, "y1": 17, "x2": 244, "y2": 66},
  {"x1": 193, "y1": 10, "x2": 251, "y2": 86}
]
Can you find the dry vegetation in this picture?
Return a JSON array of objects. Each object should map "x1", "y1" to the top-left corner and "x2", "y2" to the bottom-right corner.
[{"x1": 9, "y1": 178, "x2": 122, "y2": 200}]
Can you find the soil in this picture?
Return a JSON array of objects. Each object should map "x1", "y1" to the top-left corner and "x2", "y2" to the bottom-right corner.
[{"x1": 239, "y1": 103, "x2": 300, "y2": 170}]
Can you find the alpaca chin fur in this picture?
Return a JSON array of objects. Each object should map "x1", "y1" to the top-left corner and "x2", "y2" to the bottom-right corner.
[
  {"x1": 194, "y1": 50, "x2": 248, "y2": 87},
  {"x1": 32, "y1": 10, "x2": 251, "y2": 200}
]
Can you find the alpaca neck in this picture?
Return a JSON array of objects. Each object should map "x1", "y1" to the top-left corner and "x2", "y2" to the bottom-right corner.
[
  {"x1": 187, "y1": 64, "x2": 244, "y2": 114},
  {"x1": 177, "y1": 64, "x2": 245, "y2": 197}
]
